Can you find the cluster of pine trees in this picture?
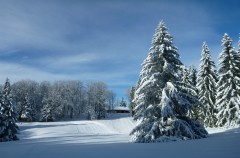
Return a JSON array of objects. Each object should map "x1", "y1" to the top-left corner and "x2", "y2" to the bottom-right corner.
[
  {"x1": 183, "y1": 33, "x2": 240, "y2": 128},
  {"x1": 130, "y1": 21, "x2": 240, "y2": 143}
]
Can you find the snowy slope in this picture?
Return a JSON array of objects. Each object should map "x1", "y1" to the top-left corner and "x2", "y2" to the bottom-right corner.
[
  {"x1": 0, "y1": 114, "x2": 240, "y2": 158},
  {"x1": 18, "y1": 113, "x2": 135, "y2": 144}
]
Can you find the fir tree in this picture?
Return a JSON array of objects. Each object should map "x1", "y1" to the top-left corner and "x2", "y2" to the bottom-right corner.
[
  {"x1": 197, "y1": 42, "x2": 218, "y2": 127},
  {"x1": 130, "y1": 21, "x2": 207, "y2": 143},
  {"x1": 21, "y1": 95, "x2": 34, "y2": 122},
  {"x1": 216, "y1": 34, "x2": 240, "y2": 127},
  {"x1": 181, "y1": 67, "x2": 197, "y2": 100},
  {"x1": 237, "y1": 35, "x2": 240, "y2": 85},
  {"x1": 0, "y1": 92, "x2": 7, "y2": 141},
  {"x1": 119, "y1": 97, "x2": 127, "y2": 107},
  {"x1": 182, "y1": 67, "x2": 202, "y2": 122},
  {"x1": 189, "y1": 65, "x2": 197, "y2": 87},
  {"x1": 0, "y1": 78, "x2": 19, "y2": 141},
  {"x1": 127, "y1": 86, "x2": 136, "y2": 116},
  {"x1": 182, "y1": 67, "x2": 192, "y2": 85},
  {"x1": 41, "y1": 97, "x2": 55, "y2": 122}
]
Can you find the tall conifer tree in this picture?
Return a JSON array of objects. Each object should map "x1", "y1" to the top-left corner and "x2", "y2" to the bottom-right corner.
[
  {"x1": 21, "y1": 95, "x2": 34, "y2": 122},
  {"x1": 0, "y1": 78, "x2": 19, "y2": 141},
  {"x1": 189, "y1": 65, "x2": 197, "y2": 87},
  {"x1": 197, "y1": 42, "x2": 218, "y2": 127},
  {"x1": 130, "y1": 21, "x2": 207, "y2": 143},
  {"x1": 216, "y1": 34, "x2": 240, "y2": 127},
  {"x1": 0, "y1": 91, "x2": 6, "y2": 141}
]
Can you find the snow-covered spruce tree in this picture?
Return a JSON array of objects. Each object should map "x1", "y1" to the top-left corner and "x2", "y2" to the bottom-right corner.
[
  {"x1": 237, "y1": 35, "x2": 240, "y2": 85},
  {"x1": 127, "y1": 86, "x2": 136, "y2": 115},
  {"x1": 189, "y1": 65, "x2": 197, "y2": 87},
  {"x1": 41, "y1": 96, "x2": 55, "y2": 122},
  {"x1": 0, "y1": 78, "x2": 19, "y2": 141},
  {"x1": 0, "y1": 91, "x2": 7, "y2": 141},
  {"x1": 197, "y1": 42, "x2": 218, "y2": 127},
  {"x1": 181, "y1": 67, "x2": 198, "y2": 101},
  {"x1": 20, "y1": 95, "x2": 34, "y2": 122},
  {"x1": 119, "y1": 97, "x2": 127, "y2": 107},
  {"x1": 130, "y1": 21, "x2": 207, "y2": 143},
  {"x1": 181, "y1": 67, "x2": 202, "y2": 122},
  {"x1": 216, "y1": 34, "x2": 240, "y2": 127},
  {"x1": 182, "y1": 67, "x2": 191, "y2": 85}
]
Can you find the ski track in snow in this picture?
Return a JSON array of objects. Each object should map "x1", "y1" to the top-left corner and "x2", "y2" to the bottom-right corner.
[{"x1": 0, "y1": 114, "x2": 240, "y2": 158}]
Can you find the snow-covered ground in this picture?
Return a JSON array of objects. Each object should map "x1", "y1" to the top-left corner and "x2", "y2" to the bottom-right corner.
[{"x1": 0, "y1": 114, "x2": 240, "y2": 158}]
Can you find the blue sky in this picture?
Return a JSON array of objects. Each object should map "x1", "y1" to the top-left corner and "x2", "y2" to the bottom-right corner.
[{"x1": 0, "y1": 0, "x2": 239, "y2": 99}]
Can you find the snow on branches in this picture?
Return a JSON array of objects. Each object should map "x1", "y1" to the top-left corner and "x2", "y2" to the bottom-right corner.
[{"x1": 130, "y1": 21, "x2": 207, "y2": 143}]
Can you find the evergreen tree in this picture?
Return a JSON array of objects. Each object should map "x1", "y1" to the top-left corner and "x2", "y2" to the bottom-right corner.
[
  {"x1": 197, "y1": 42, "x2": 218, "y2": 127},
  {"x1": 189, "y1": 65, "x2": 197, "y2": 87},
  {"x1": 237, "y1": 35, "x2": 240, "y2": 85},
  {"x1": 20, "y1": 95, "x2": 34, "y2": 122},
  {"x1": 182, "y1": 67, "x2": 191, "y2": 85},
  {"x1": 127, "y1": 86, "x2": 136, "y2": 116},
  {"x1": 181, "y1": 67, "x2": 198, "y2": 100},
  {"x1": 41, "y1": 96, "x2": 55, "y2": 122},
  {"x1": 216, "y1": 34, "x2": 240, "y2": 127},
  {"x1": 119, "y1": 97, "x2": 127, "y2": 107},
  {"x1": 0, "y1": 78, "x2": 19, "y2": 141},
  {"x1": 130, "y1": 21, "x2": 207, "y2": 143},
  {"x1": 0, "y1": 91, "x2": 7, "y2": 141},
  {"x1": 182, "y1": 67, "x2": 201, "y2": 122}
]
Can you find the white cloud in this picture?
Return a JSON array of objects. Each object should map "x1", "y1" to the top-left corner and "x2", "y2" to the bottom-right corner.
[
  {"x1": 0, "y1": 0, "x2": 238, "y2": 96},
  {"x1": 0, "y1": 1, "x2": 82, "y2": 53},
  {"x1": 0, "y1": 62, "x2": 71, "y2": 83},
  {"x1": 39, "y1": 53, "x2": 112, "y2": 68},
  {"x1": 0, "y1": 61, "x2": 137, "y2": 89}
]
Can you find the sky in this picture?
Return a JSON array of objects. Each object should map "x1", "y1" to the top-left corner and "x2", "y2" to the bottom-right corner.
[{"x1": 0, "y1": 0, "x2": 239, "y2": 99}]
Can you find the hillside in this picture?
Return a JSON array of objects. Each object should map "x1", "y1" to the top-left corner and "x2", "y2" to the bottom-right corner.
[{"x1": 0, "y1": 114, "x2": 240, "y2": 158}]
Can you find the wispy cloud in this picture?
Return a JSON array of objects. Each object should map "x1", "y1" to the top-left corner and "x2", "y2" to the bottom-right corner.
[
  {"x1": 0, "y1": 62, "x2": 71, "y2": 83},
  {"x1": 0, "y1": 60, "x2": 138, "y2": 91},
  {"x1": 0, "y1": 0, "x2": 239, "y2": 97}
]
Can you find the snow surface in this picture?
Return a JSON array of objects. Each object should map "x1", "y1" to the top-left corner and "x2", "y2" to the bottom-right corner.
[
  {"x1": 113, "y1": 106, "x2": 130, "y2": 111},
  {"x1": 0, "y1": 113, "x2": 240, "y2": 158}
]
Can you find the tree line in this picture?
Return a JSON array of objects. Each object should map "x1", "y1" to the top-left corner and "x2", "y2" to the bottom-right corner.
[
  {"x1": 10, "y1": 80, "x2": 118, "y2": 122},
  {"x1": 0, "y1": 79, "x2": 119, "y2": 141}
]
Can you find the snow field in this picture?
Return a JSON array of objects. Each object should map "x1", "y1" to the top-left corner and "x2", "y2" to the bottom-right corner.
[
  {"x1": 0, "y1": 114, "x2": 240, "y2": 158},
  {"x1": 18, "y1": 114, "x2": 135, "y2": 144}
]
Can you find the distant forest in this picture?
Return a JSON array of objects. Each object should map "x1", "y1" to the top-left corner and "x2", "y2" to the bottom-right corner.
[{"x1": 1, "y1": 80, "x2": 121, "y2": 122}]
